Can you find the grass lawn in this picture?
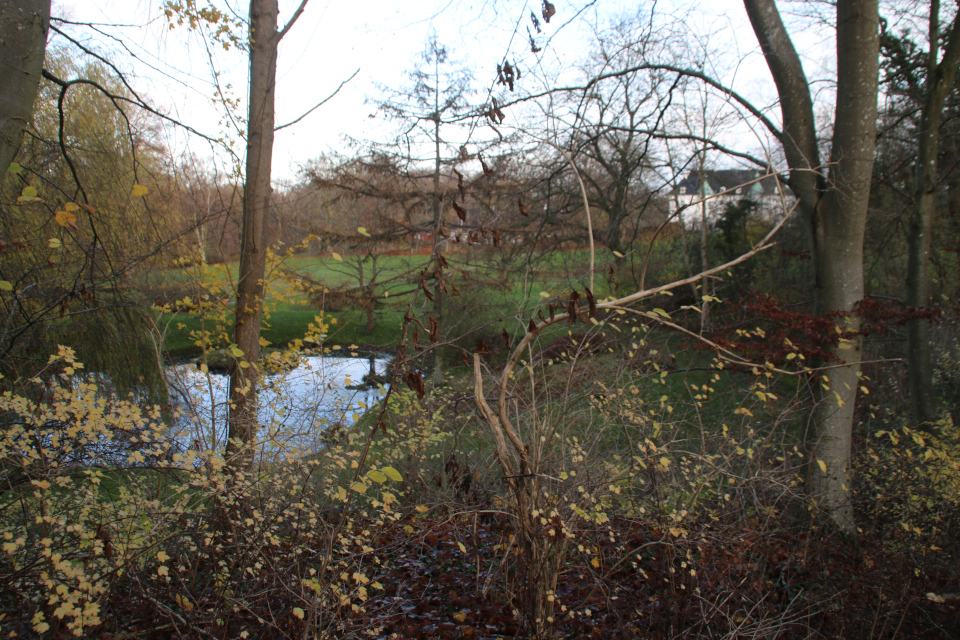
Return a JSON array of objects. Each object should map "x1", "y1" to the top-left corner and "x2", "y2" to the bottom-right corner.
[{"x1": 155, "y1": 245, "x2": 667, "y2": 361}]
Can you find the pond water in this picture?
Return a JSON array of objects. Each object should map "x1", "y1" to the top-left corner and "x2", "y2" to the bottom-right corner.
[{"x1": 164, "y1": 354, "x2": 390, "y2": 455}]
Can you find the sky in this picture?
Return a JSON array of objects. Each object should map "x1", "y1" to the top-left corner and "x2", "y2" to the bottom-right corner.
[{"x1": 54, "y1": 0, "x2": 838, "y2": 183}]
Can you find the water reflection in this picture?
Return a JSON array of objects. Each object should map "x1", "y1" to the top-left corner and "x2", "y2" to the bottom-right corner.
[{"x1": 164, "y1": 354, "x2": 390, "y2": 456}]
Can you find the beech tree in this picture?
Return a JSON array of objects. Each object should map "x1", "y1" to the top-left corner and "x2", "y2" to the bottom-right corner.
[{"x1": 742, "y1": 0, "x2": 879, "y2": 533}]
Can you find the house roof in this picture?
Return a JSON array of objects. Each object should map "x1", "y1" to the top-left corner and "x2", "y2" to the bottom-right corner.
[{"x1": 676, "y1": 170, "x2": 787, "y2": 197}]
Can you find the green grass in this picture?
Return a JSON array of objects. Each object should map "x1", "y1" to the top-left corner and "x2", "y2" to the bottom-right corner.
[
  {"x1": 160, "y1": 303, "x2": 408, "y2": 359},
  {"x1": 155, "y1": 244, "x2": 671, "y2": 362}
]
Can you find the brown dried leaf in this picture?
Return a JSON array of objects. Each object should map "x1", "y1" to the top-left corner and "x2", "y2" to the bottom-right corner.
[
  {"x1": 453, "y1": 200, "x2": 467, "y2": 222},
  {"x1": 585, "y1": 288, "x2": 597, "y2": 317},
  {"x1": 479, "y1": 153, "x2": 494, "y2": 177},
  {"x1": 454, "y1": 168, "x2": 466, "y2": 200},
  {"x1": 502, "y1": 328, "x2": 510, "y2": 350},
  {"x1": 475, "y1": 339, "x2": 490, "y2": 354},
  {"x1": 542, "y1": 0, "x2": 556, "y2": 23},
  {"x1": 518, "y1": 198, "x2": 529, "y2": 216},
  {"x1": 421, "y1": 277, "x2": 434, "y2": 302},
  {"x1": 404, "y1": 370, "x2": 425, "y2": 399}
]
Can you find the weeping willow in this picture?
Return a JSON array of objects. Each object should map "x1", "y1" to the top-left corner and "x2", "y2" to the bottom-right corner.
[{"x1": 54, "y1": 303, "x2": 167, "y2": 404}]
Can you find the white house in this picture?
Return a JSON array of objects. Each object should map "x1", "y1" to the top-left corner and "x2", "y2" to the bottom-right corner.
[{"x1": 669, "y1": 170, "x2": 792, "y2": 226}]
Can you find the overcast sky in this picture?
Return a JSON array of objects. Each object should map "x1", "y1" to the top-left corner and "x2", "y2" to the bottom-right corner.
[{"x1": 55, "y1": 0, "x2": 838, "y2": 182}]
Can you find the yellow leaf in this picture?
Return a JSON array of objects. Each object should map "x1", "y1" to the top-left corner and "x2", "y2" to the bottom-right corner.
[
  {"x1": 131, "y1": 184, "x2": 149, "y2": 197},
  {"x1": 21, "y1": 186, "x2": 37, "y2": 198},
  {"x1": 55, "y1": 210, "x2": 76, "y2": 227},
  {"x1": 660, "y1": 456, "x2": 671, "y2": 468},
  {"x1": 7, "y1": 162, "x2": 22, "y2": 174},
  {"x1": 157, "y1": 551, "x2": 170, "y2": 563},
  {"x1": 0, "y1": 281, "x2": 12, "y2": 292},
  {"x1": 200, "y1": 363, "x2": 209, "y2": 374},
  {"x1": 453, "y1": 610, "x2": 467, "y2": 623},
  {"x1": 591, "y1": 556, "x2": 601, "y2": 568},
  {"x1": 157, "y1": 566, "x2": 169, "y2": 576},
  {"x1": 350, "y1": 481, "x2": 368, "y2": 494},
  {"x1": 357, "y1": 226, "x2": 370, "y2": 237},
  {"x1": 539, "y1": 291, "x2": 551, "y2": 297},
  {"x1": 367, "y1": 470, "x2": 387, "y2": 484},
  {"x1": 612, "y1": 250, "x2": 624, "y2": 258},
  {"x1": 331, "y1": 252, "x2": 343, "y2": 261},
  {"x1": 415, "y1": 505, "x2": 429, "y2": 513},
  {"x1": 64, "y1": 202, "x2": 79, "y2": 212},
  {"x1": 336, "y1": 486, "x2": 347, "y2": 501},
  {"x1": 817, "y1": 459, "x2": 827, "y2": 474},
  {"x1": 786, "y1": 353, "x2": 796, "y2": 360},
  {"x1": 458, "y1": 541, "x2": 466, "y2": 553},
  {"x1": 48, "y1": 238, "x2": 61, "y2": 249},
  {"x1": 382, "y1": 466, "x2": 403, "y2": 482},
  {"x1": 292, "y1": 607, "x2": 305, "y2": 619}
]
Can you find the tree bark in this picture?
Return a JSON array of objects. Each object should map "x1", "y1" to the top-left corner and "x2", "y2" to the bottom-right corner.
[
  {"x1": 0, "y1": 0, "x2": 50, "y2": 175},
  {"x1": 744, "y1": 0, "x2": 879, "y2": 534},
  {"x1": 906, "y1": 1, "x2": 960, "y2": 429},
  {"x1": 226, "y1": 0, "x2": 280, "y2": 467}
]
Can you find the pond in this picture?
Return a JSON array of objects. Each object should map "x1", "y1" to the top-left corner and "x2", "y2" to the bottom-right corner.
[{"x1": 164, "y1": 353, "x2": 391, "y2": 456}]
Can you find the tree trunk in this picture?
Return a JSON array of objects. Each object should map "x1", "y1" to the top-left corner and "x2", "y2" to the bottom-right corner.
[
  {"x1": 906, "y1": 2, "x2": 960, "y2": 430},
  {"x1": 226, "y1": 0, "x2": 279, "y2": 467},
  {"x1": 744, "y1": 0, "x2": 879, "y2": 534},
  {"x1": 809, "y1": 0, "x2": 879, "y2": 534},
  {"x1": 0, "y1": 0, "x2": 49, "y2": 175}
]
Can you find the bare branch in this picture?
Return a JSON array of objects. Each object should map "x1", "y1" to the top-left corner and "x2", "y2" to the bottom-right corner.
[
  {"x1": 278, "y1": 0, "x2": 310, "y2": 41},
  {"x1": 274, "y1": 69, "x2": 359, "y2": 131}
]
